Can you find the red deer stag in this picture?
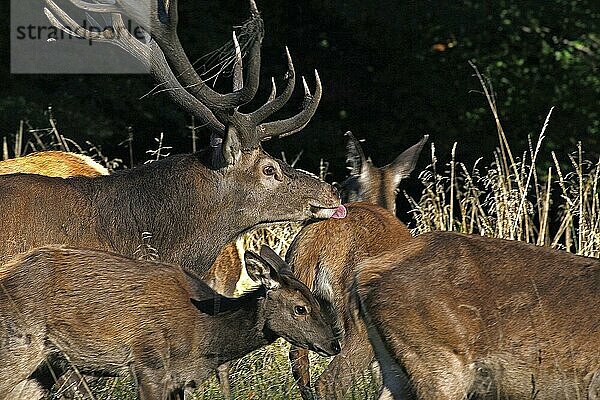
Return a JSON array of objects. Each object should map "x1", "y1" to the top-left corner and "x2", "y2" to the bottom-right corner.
[
  {"x1": 0, "y1": 0, "x2": 343, "y2": 272},
  {"x1": 286, "y1": 203, "x2": 412, "y2": 399},
  {"x1": 0, "y1": 151, "x2": 108, "y2": 177},
  {"x1": 0, "y1": 245, "x2": 340, "y2": 400},
  {"x1": 0, "y1": 1, "x2": 343, "y2": 395},
  {"x1": 356, "y1": 232, "x2": 600, "y2": 400}
]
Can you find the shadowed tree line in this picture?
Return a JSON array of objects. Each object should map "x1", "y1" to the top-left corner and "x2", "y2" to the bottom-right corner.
[{"x1": 1, "y1": 0, "x2": 598, "y2": 182}]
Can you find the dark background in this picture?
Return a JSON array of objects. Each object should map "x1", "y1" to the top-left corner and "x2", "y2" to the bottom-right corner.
[{"x1": 1, "y1": 1, "x2": 599, "y2": 187}]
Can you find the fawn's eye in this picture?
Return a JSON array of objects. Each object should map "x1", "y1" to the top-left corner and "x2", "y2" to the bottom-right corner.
[
  {"x1": 294, "y1": 305, "x2": 307, "y2": 315},
  {"x1": 263, "y1": 165, "x2": 276, "y2": 176}
]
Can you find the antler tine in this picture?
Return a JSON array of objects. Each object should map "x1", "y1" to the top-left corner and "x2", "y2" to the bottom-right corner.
[
  {"x1": 249, "y1": 0, "x2": 260, "y2": 16},
  {"x1": 44, "y1": 1, "x2": 114, "y2": 41},
  {"x1": 150, "y1": 0, "x2": 264, "y2": 111},
  {"x1": 232, "y1": 32, "x2": 244, "y2": 92},
  {"x1": 69, "y1": 0, "x2": 120, "y2": 13},
  {"x1": 69, "y1": 0, "x2": 152, "y2": 32},
  {"x1": 256, "y1": 69, "x2": 322, "y2": 140},
  {"x1": 267, "y1": 77, "x2": 277, "y2": 102},
  {"x1": 247, "y1": 47, "x2": 296, "y2": 125},
  {"x1": 43, "y1": 0, "x2": 224, "y2": 133}
]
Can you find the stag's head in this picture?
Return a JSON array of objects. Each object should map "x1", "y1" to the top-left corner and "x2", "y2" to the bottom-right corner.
[
  {"x1": 244, "y1": 246, "x2": 341, "y2": 357},
  {"x1": 44, "y1": 0, "x2": 343, "y2": 220},
  {"x1": 340, "y1": 131, "x2": 428, "y2": 214}
]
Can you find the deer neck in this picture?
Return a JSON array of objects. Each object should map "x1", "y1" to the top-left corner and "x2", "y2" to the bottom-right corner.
[
  {"x1": 89, "y1": 153, "x2": 251, "y2": 274},
  {"x1": 195, "y1": 288, "x2": 276, "y2": 367}
]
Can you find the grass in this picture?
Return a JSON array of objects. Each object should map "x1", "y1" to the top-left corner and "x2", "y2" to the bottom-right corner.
[{"x1": 405, "y1": 65, "x2": 599, "y2": 258}]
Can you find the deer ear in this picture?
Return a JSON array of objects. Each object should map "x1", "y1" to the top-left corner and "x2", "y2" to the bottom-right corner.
[
  {"x1": 184, "y1": 269, "x2": 230, "y2": 316},
  {"x1": 345, "y1": 131, "x2": 368, "y2": 176},
  {"x1": 211, "y1": 125, "x2": 242, "y2": 167},
  {"x1": 388, "y1": 135, "x2": 429, "y2": 188},
  {"x1": 259, "y1": 245, "x2": 293, "y2": 276},
  {"x1": 244, "y1": 250, "x2": 280, "y2": 289}
]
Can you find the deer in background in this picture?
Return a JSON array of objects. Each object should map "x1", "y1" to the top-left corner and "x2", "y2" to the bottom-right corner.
[
  {"x1": 0, "y1": 245, "x2": 340, "y2": 399},
  {"x1": 355, "y1": 232, "x2": 600, "y2": 400},
  {"x1": 0, "y1": 151, "x2": 108, "y2": 177},
  {"x1": 339, "y1": 131, "x2": 429, "y2": 214},
  {"x1": 288, "y1": 132, "x2": 428, "y2": 399}
]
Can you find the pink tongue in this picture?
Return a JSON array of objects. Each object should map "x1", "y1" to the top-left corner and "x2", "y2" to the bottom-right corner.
[{"x1": 330, "y1": 205, "x2": 347, "y2": 219}]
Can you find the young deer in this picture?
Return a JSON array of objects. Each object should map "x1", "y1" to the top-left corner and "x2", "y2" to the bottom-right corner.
[
  {"x1": 288, "y1": 132, "x2": 427, "y2": 399},
  {"x1": 356, "y1": 232, "x2": 600, "y2": 400},
  {"x1": 0, "y1": 151, "x2": 109, "y2": 177},
  {"x1": 286, "y1": 203, "x2": 412, "y2": 399},
  {"x1": 339, "y1": 131, "x2": 429, "y2": 214},
  {"x1": 0, "y1": 245, "x2": 340, "y2": 400}
]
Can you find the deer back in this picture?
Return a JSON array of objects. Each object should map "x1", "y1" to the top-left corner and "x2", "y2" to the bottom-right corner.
[
  {"x1": 356, "y1": 231, "x2": 600, "y2": 399},
  {"x1": 0, "y1": 151, "x2": 108, "y2": 178}
]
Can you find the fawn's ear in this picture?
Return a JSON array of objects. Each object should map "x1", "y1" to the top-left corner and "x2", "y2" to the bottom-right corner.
[
  {"x1": 345, "y1": 131, "x2": 369, "y2": 176},
  {"x1": 184, "y1": 268, "x2": 230, "y2": 316},
  {"x1": 258, "y1": 245, "x2": 293, "y2": 276},
  {"x1": 245, "y1": 249, "x2": 281, "y2": 289},
  {"x1": 388, "y1": 135, "x2": 429, "y2": 188}
]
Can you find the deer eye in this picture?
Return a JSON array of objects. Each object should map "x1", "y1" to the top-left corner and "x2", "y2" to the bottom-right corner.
[
  {"x1": 294, "y1": 305, "x2": 307, "y2": 316},
  {"x1": 263, "y1": 165, "x2": 276, "y2": 176}
]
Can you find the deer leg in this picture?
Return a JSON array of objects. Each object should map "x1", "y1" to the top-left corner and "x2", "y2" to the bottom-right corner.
[
  {"x1": 400, "y1": 352, "x2": 475, "y2": 400},
  {"x1": 170, "y1": 387, "x2": 184, "y2": 400},
  {"x1": 136, "y1": 370, "x2": 170, "y2": 400},
  {"x1": 589, "y1": 370, "x2": 600, "y2": 400},
  {"x1": 314, "y1": 327, "x2": 375, "y2": 399},
  {"x1": 289, "y1": 346, "x2": 316, "y2": 400},
  {"x1": 216, "y1": 362, "x2": 232, "y2": 399}
]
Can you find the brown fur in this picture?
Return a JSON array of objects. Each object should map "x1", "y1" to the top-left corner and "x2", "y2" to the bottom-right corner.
[
  {"x1": 340, "y1": 133, "x2": 428, "y2": 215},
  {"x1": 0, "y1": 151, "x2": 108, "y2": 178},
  {"x1": 0, "y1": 246, "x2": 339, "y2": 399},
  {"x1": 356, "y1": 232, "x2": 600, "y2": 400},
  {"x1": 204, "y1": 243, "x2": 243, "y2": 297},
  {"x1": 286, "y1": 203, "x2": 412, "y2": 398},
  {"x1": 287, "y1": 134, "x2": 427, "y2": 399},
  {"x1": 0, "y1": 151, "x2": 110, "y2": 399},
  {"x1": 0, "y1": 150, "x2": 340, "y2": 273}
]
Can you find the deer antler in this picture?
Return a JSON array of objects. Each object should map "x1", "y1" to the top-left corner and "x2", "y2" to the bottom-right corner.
[{"x1": 43, "y1": 0, "x2": 322, "y2": 160}]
